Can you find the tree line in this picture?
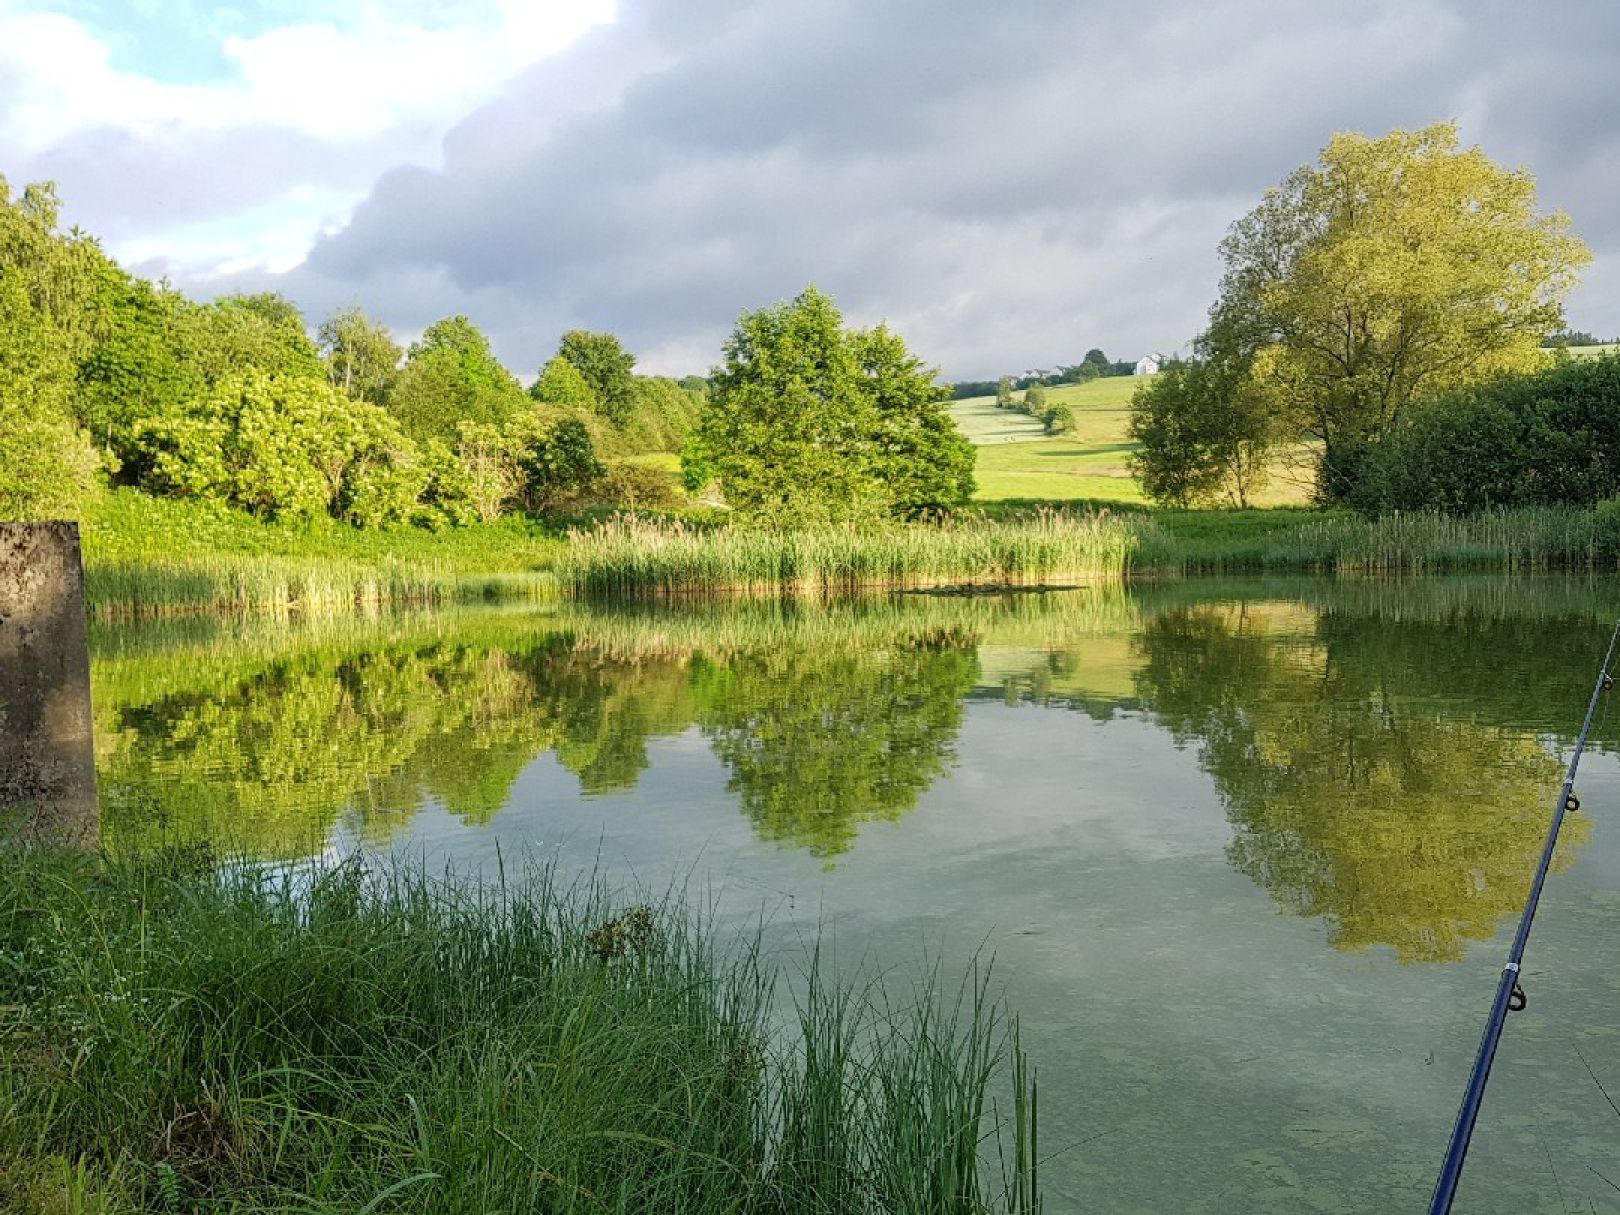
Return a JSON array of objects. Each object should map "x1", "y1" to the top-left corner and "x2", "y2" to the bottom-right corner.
[
  {"x1": 950, "y1": 348, "x2": 1133, "y2": 399},
  {"x1": 1127, "y1": 124, "x2": 1597, "y2": 510},
  {"x1": 1, "y1": 177, "x2": 974, "y2": 529}
]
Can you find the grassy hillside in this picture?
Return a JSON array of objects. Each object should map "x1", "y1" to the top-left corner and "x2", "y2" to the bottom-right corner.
[{"x1": 952, "y1": 375, "x2": 1315, "y2": 507}]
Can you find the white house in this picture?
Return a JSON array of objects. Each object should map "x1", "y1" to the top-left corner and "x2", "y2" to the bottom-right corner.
[{"x1": 1133, "y1": 354, "x2": 1161, "y2": 376}]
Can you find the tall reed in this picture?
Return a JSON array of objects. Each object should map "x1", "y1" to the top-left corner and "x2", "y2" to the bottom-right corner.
[
  {"x1": 0, "y1": 849, "x2": 1041, "y2": 1214},
  {"x1": 84, "y1": 555, "x2": 556, "y2": 619},
  {"x1": 559, "y1": 507, "x2": 1620, "y2": 597},
  {"x1": 557, "y1": 512, "x2": 1137, "y2": 597}
]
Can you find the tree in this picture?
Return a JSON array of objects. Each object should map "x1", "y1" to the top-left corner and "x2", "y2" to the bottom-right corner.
[
  {"x1": 1128, "y1": 359, "x2": 1279, "y2": 508},
  {"x1": 557, "y1": 330, "x2": 637, "y2": 426},
  {"x1": 697, "y1": 286, "x2": 974, "y2": 522},
  {"x1": 1021, "y1": 384, "x2": 1047, "y2": 416},
  {"x1": 388, "y1": 315, "x2": 527, "y2": 444},
  {"x1": 995, "y1": 376, "x2": 1015, "y2": 409},
  {"x1": 0, "y1": 177, "x2": 105, "y2": 517},
  {"x1": 530, "y1": 354, "x2": 597, "y2": 410},
  {"x1": 317, "y1": 307, "x2": 401, "y2": 405},
  {"x1": 514, "y1": 416, "x2": 606, "y2": 513},
  {"x1": 1208, "y1": 123, "x2": 1590, "y2": 500},
  {"x1": 858, "y1": 324, "x2": 976, "y2": 516},
  {"x1": 1082, "y1": 348, "x2": 1112, "y2": 376},
  {"x1": 1043, "y1": 402, "x2": 1075, "y2": 435}
]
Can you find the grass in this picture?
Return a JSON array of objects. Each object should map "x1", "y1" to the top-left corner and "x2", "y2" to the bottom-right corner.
[
  {"x1": 77, "y1": 489, "x2": 560, "y2": 618},
  {"x1": 0, "y1": 849, "x2": 1040, "y2": 1215},
  {"x1": 949, "y1": 378, "x2": 1315, "y2": 507},
  {"x1": 557, "y1": 506, "x2": 1620, "y2": 596},
  {"x1": 555, "y1": 513, "x2": 1138, "y2": 597}
]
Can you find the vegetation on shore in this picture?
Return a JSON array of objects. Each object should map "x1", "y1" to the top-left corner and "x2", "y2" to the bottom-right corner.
[
  {"x1": 557, "y1": 504, "x2": 1620, "y2": 596},
  {"x1": 0, "y1": 849, "x2": 1040, "y2": 1214},
  {"x1": 80, "y1": 489, "x2": 558, "y2": 617}
]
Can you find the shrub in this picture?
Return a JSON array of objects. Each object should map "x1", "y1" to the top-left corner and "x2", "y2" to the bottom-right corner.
[
  {"x1": 1043, "y1": 403, "x2": 1075, "y2": 435},
  {"x1": 1351, "y1": 355, "x2": 1620, "y2": 513}
]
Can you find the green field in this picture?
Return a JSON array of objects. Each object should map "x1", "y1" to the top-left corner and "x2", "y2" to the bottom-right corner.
[{"x1": 952, "y1": 375, "x2": 1316, "y2": 507}]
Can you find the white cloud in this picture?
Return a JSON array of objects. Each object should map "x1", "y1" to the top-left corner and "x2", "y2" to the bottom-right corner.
[{"x1": 0, "y1": 0, "x2": 615, "y2": 274}]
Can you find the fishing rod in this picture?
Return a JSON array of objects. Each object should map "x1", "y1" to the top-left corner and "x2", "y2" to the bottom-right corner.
[{"x1": 1427, "y1": 617, "x2": 1620, "y2": 1215}]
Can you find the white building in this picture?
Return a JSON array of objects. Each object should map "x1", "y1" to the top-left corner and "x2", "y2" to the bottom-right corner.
[{"x1": 1133, "y1": 355, "x2": 1161, "y2": 376}]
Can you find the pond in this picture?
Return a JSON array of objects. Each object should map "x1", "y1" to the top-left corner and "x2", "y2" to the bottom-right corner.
[{"x1": 90, "y1": 577, "x2": 1620, "y2": 1212}]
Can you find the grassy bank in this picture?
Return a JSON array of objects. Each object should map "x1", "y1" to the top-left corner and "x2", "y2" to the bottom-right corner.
[
  {"x1": 0, "y1": 850, "x2": 1039, "y2": 1214},
  {"x1": 79, "y1": 489, "x2": 560, "y2": 617},
  {"x1": 557, "y1": 506, "x2": 1620, "y2": 597}
]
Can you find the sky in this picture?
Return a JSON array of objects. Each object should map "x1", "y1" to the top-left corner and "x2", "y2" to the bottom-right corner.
[{"x1": 3, "y1": 0, "x2": 1617, "y2": 380}]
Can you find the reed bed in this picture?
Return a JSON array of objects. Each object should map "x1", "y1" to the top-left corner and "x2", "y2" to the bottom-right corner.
[
  {"x1": 558, "y1": 507, "x2": 1620, "y2": 598},
  {"x1": 556, "y1": 512, "x2": 1138, "y2": 597},
  {"x1": 84, "y1": 555, "x2": 556, "y2": 619},
  {"x1": 0, "y1": 849, "x2": 1040, "y2": 1214}
]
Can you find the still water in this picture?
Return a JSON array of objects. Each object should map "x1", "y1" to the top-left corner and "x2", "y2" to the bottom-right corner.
[{"x1": 91, "y1": 578, "x2": 1620, "y2": 1212}]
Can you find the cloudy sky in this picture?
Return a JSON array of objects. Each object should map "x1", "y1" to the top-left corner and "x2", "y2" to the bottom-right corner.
[{"x1": 4, "y1": 0, "x2": 1617, "y2": 380}]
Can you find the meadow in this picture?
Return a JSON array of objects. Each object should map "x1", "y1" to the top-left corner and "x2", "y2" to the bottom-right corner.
[{"x1": 950, "y1": 376, "x2": 1314, "y2": 507}]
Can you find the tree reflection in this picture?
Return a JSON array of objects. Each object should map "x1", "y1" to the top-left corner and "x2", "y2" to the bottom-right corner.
[
  {"x1": 1134, "y1": 603, "x2": 1584, "y2": 963},
  {"x1": 97, "y1": 618, "x2": 977, "y2": 862},
  {"x1": 703, "y1": 635, "x2": 978, "y2": 857}
]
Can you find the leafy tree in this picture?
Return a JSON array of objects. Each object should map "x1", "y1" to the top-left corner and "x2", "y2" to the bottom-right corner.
[
  {"x1": 699, "y1": 287, "x2": 878, "y2": 522},
  {"x1": 529, "y1": 354, "x2": 597, "y2": 409},
  {"x1": 1042, "y1": 402, "x2": 1075, "y2": 435},
  {"x1": 557, "y1": 330, "x2": 637, "y2": 426},
  {"x1": 317, "y1": 307, "x2": 401, "y2": 405},
  {"x1": 447, "y1": 421, "x2": 521, "y2": 523},
  {"x1": 1208, "y1": 123, "x2": 1590, "y2": 500},
  {"x1": 1020, "y1": 384, "x2": 1047, "y2": 416},
  {"x1": 514, "y1": 417, "x2": 606, "y2": 513},
  {"x1": 995, "y1": 376, "x2": 1015, "y2": 409},
  {"x1": 858, "y1": 324, "x2": 976, "y2": 516},
  {"x1": 1128, "y1": 358, "x2": 1278, "y2": 507},
  {"x1": 0, "y1": 177, "x2": 106, "y2": 516},
  {"x1": 181, "y1": 293, "x2": 323, "y2": 385},
  {"x1": 388, "y1": 316, "x2": 527, "y2": 444},
  {"x1": 698, "y1": 287, "x2": 973, "y2": 522},
  {"x1": 1082, "y1": 348, "x2": 1112, "y2": 376}
]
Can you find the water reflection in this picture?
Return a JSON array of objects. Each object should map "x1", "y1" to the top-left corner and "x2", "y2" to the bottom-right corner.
[
  {"x1": 1133, "y1": 602, "x2": 1579, "y2": 962},
  {"x1": 93, "y1": 579, "x2": 1620, "y2": 959}
]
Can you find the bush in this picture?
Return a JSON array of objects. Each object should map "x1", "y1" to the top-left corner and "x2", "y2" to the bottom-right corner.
[
  {"x1": 1043, "y1": 403, "x2": 1075, "y2": 434},
  {"x1": 1351, "y1": 355, "x2": 1620, "y2": 513},
  {"x1": 1021, "y1": 384, "x2": 1047, "y2": 416},
  {"x1": 594, "y1": 463, "x2": 684, "y2": 510}
]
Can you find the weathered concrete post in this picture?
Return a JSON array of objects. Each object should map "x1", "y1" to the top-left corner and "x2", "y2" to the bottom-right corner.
[{"x1": 1, "y1": 522, "x2": 98, "y2": 846}]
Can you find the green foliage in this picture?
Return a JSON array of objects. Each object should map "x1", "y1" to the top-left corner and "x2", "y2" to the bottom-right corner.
[
  {"x1": 557, "y1": 329, "x2": 637, "y2": 426},
  {"x1": 1020, "y1": 384, "x2": 1047, "y2": 416},
  {"x1": 180, "y1": 293, "x2": 324, "y2": 385},
  {"x1": 1350, "y1": 354, "x2": 1620, "y2": 513},
  {"x1": 514, "y1": 416, "x2": 606, "y2": 512},
  {"x1": 529, "y1": 353, "x2": 597, "y2": 409},
  {"x1": 698, "y1": 287, "x2": 974, "y2": 523},
  {"x1": 995, "y1": 376, "x2": 1015, "y2": 409},
  {"x1": 859, "y1": 324, "x2": 976, "y2": 517},
  {"x1": 0, "y1": 176, "x2": 105, "y2": 516},
  {"x1": 317, "y1": 306, "x2": 400, "y2": 405},
  {"x1": 389, "y1": 315, "x2": 527, "y2": 443},
  {"x1": 1042, "y1": 403, "x2": 1075, "y2": 435},
  {"x1": 1128, "y1": 360, "x2": 1278, "y2": 508},
  {"x1": 1208, "y1": 122, "x2": 1591, "y2": 500}
]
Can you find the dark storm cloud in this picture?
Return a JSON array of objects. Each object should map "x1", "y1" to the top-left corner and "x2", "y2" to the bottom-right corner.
[{"x1": 272, "y1": 0, "x2": 1620, "y2": 378}]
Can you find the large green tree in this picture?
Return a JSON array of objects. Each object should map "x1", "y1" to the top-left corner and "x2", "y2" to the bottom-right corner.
[
  {"x1": 0, "y1": 178, "x2": 106, "y2": 517},
  {"x1": 696, "y1": 286, "x2": 974, "y2": 522},
  {"x1": 1128, "y1": 358, "x2": 1279, "y2": 507},
  {"x1": 557, "y1": 330, "x2": 637, "y2": 426},
  {"x1": 317, "y1": 306, "x2": 401, "y2": 405},
  {"x1": 388, "y1": 315, "x2": 527, "y2": 443},
  {"x1": 1206, "y1": 123, "x2": 1590, "y2": 500}
]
